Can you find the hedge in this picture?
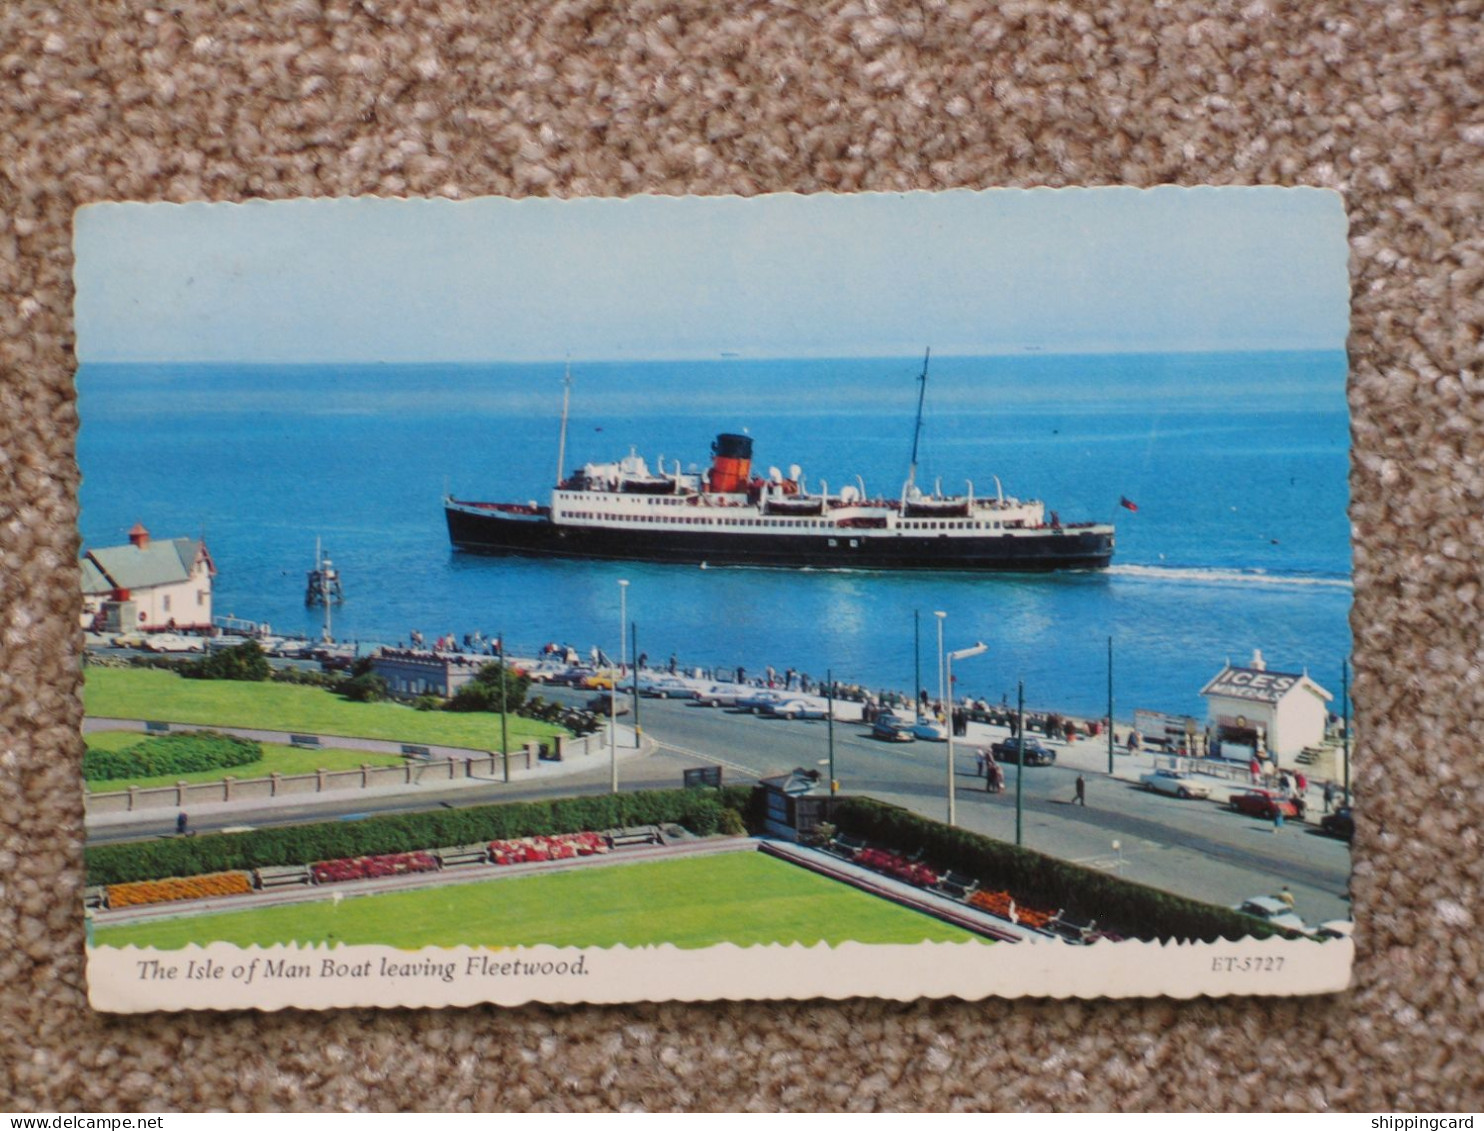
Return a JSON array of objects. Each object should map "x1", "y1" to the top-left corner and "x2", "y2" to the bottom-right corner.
[
  {"x1": 86, "y1": 783, "x2": 759, "y2": 885},
  {"x1": 82, "y1": 731, "x2": 264, "y2": 783},
  {"x1": 829, "y1": 797, "x2": 1292, "y2": 943}
]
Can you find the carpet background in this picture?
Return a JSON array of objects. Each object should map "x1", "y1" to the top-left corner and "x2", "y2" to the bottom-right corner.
[{"x1": 2, "y1": 0, "x2": 1480, "y2": 1112}]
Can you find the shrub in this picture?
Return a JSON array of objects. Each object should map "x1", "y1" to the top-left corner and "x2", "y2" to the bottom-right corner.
[
  {"x1": 270, "y1": 666, "x2": 342, "y2": 688},
  {"x1": 830, "y1": 797, "x2": 1286, "y2": 943},
  {"x1": 446, "y1": 662, "x2": 531, "y2": 713},
  {"x1": 83, "y1": 731, "x2": 263, "y2": 782},
  {"x1": 718, "y1": 808, "x2": 748, "y2": 836},
  {"x1": 341, "y1": 672, "x2": 389, "y2": 702},
  {"x1": 85, "y1": 785, "x2": 764, "y2": 885},
  {"x1": 184, "y1": 640, "x2": 270, "y2": 681}
]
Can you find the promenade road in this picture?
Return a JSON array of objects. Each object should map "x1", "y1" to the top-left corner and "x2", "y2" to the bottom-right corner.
[{"x1": 85, "y1": 690, "x2": 1353, "y2": 929}]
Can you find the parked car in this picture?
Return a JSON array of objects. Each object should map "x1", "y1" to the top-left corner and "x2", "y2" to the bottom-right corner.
[
  {"x1": 586, "y1": 692, "x2": 630, "y2": 716},
  {"x1": 990, "y1": 736, "x2": 1056, "y2": 765},
  {"x1": 1233, "y1": 895, "x2": 1307, "y2": 934},
  {"x1": 1227, "y1": 788, "x2": 1299, "y2": 820},
  {"x1": 870, "y1": 712, "x2": 916, "y2": 743},
  {"x1": 110, "y1": 630, "x2": 149, "y2": 649},
  {"x1": 637, "y1": 675, "x2": 692, "y2": 699},
  {"x1": 542, "y1": 666, "x2": 593, "y2": 687},
  {"x1": 692, "y1": 683, "x2": 745, "y2": 708},
  {"x1": 1138, "y1": 769, "x2": 1212, "y2": 800},
  {"x1": 1314, "y1": 919, "x2": 1353, "y2": 941},
  {"x1": 143, "y1": 632, "x2": 206, "y2": 653},
  {"x1": 580, "y1": 669, "x2": 622, "y2": 690},
  {"x1": 734, "y1": 689, "x2": 789, "y2": 714},
  {"x1": 911, "y1": 717, "x2": 948, "y2": 742},
  {"x1": 1319, "y1": 806, "x2": 1354, "y2": 842},
  {"x1": 763, "y1": 698, "x2": 830, "y2": 721}
]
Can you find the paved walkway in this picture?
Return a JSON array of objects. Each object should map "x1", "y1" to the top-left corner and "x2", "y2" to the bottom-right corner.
[
  {"x1": 952, "y1": 718, "x2": 1342, "y2": 814},
  {"x1": 85, "y1": 720, "x2": 653, "y2": 830}
]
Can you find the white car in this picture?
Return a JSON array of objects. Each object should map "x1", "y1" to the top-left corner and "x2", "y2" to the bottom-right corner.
[
  {"x1": 692, "y1": 683, "x2": 746, "y2": 708},
  {"x1": 1138, "y1": 769, "x2": 1212, "y2": 800},
  {"x1": 911, "y1": 718, "x2": 948, "y2": 741},
  {"x1": 764, "y1": 698, "x2": 830, "y2": 721},
  {"x1": 1233, "y1": 896, "x2": 1307, "y2": 934},
  {"x1": 143, "y1": 632, "x2": 206, "y2": 653},
  {"x1": 637, "y1": 676, "x2": 694, "y2": 699}
]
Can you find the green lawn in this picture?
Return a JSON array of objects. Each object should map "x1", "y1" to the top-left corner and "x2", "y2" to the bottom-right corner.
[
  {"x1": 84, "y1": 668, "x2": 565, "y2": 751},
  {"x1": 83, "y1": 731, "x2": 406, "y2": 792},
  {"x1": 93, "y1": 852, "x2": 987, "y2": 950}
]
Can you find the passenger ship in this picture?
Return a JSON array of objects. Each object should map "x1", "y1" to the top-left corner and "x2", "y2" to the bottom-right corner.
[{"x1": 444, "y1": 358, "x2": 1115, "y2": 572}]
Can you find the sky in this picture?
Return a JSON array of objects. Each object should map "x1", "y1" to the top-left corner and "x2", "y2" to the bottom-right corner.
[{"x1": 73, "y1": 188, "x2": 1349, "y2": 363}]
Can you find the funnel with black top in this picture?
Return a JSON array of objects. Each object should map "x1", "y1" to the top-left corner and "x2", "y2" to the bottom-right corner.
[{"x1": 708, "y1": 433, "x2": 753, "y2": 493}]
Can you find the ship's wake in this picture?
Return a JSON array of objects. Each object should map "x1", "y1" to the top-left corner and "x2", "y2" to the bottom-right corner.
[{"x1": 1107, "y1": 564, "x2": 1352, "y2": 591}]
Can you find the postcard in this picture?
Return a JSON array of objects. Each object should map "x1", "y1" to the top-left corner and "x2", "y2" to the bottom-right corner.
[{"x1": 74, "y1": 187, "x2": 1354, "y2": 1010}]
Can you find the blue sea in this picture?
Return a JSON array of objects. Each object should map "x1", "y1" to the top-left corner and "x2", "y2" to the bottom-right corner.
[{"x1": 76, "y1": 352, "x2": 1352, "y2": 719}]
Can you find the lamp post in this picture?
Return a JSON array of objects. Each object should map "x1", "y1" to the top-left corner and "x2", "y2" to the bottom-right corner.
[
  {"x1": 826, "y1": 666, "x2": 836, "y2": 802},
  {"x1": 630, "y1": 621, "x2": 640, "y2": 747},
  {"x1": 945, "y1": 641, "x2": 988, "y2": 826},
  {"x1": 498, "y1": 630, "x2": 509, "y2": 783},
  {"x1": 933, "y1": 611, "x2": 946, "y2": 725},
  {"x1": 1016, "y1": 680, "x2": 1026, "y2": 847},
  {"x1": 1107, "y1": 635, "x2": 1115, "y2": 774},
  {"x1": 611, "y1": 578, "x2": 628, "y2": 792},
  {"x1": 1341, "y1": 658, "x2": 1351, "y2": 804}
]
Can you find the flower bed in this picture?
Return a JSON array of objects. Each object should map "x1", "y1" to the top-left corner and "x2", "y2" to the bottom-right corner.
[
  {"x1": 310, "y1": 851, "x2": 440, "y2": 885},
  {"x1": 854, "y1": 847, "x2": 940, "y2": 888},
  {"x1": 106, "y1": 870, "x2": 253, "y2": 908},
  {"x1": 488, "y1": 832, "x2": 609, "y2": 865},
  {"x1": 967, "y1": 888, "x2": 1057, "y2": 929}
]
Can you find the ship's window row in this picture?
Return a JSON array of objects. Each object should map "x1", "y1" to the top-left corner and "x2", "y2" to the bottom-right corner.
[{"x1": 558, "y1": 511, "x2": 1009, "y2": 531}]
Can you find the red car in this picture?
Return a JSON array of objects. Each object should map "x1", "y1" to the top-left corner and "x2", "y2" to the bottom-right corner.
[{"x1": 1227, "y1": 788, "x2": 1299, "y2": 820}]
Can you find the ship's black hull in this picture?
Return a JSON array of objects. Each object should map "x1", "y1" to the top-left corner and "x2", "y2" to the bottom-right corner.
[{"x1": 446, "y1": 505, "x2": 1114, "y2": 572}]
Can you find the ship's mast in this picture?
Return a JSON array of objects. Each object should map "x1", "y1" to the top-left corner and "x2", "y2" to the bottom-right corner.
[
  {"x1": 556, "y1": 359, "x2": 572, "y2": 487},
  {"x1": 907, "y1": 346, "x2": 931, "y2": 491}
]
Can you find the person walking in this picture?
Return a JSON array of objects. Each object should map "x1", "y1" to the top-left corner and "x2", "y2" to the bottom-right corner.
[
  {"x1": 1074, "y1": 775, "x2": 1086, "y2": 806},
  {"x1": 1323, "y1": 780, "x2": 1337, "y2": 813},
  {"x1": 175, "y1": 811, "x2": 189, "y2": 836},
  {"x1": 1272, "y1": 803, "x2": 1285, "y2": 832}
]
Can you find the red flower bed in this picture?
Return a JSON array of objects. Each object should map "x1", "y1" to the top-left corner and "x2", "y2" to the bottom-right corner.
[
  {"x1": 311, "y1": 851, "x2": 439, "y2": 885},
  {"x1": 488, "y1": 832, "x2": 609, "y2": 865},
  {"x1": 854, "y1": 847, "x2": 940, "y2": 888}
]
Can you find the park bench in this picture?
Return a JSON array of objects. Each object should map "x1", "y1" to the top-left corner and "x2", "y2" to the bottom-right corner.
[
  {"x1": 289, "y1": 734, "x2": 321, "y2": 750},
  {"x1": 84, "y1": 885, "x2": 108, "y2": 910},
  {"x1": 1047, "y1": 910, "x2": 1098, "y2": 943},
  {"x1": 435, "y1": 843, "x2": 490, "y2": 868},
  {"x1": 401, "y1": 744, "x2": 432, "y2": 759},
  {"x1": 825, "y1": 832, "x2": 869, "y2": 860},
  {"x1": 253, "y1": 865, "x2": 313, "y2": 889},
  {"x1": 935, "y1": 871, "x2": 981, "y2": 901},
  {"x1": 605, "y1": 825, "x2": 664, "y2": 849}
]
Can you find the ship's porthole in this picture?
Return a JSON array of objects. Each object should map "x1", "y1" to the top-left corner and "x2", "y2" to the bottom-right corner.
[
  {"x1": 849, "y1": 539, "x2": 859, "y2": 548},
  {"x1": 828, "y1": 539, "x2": 838, "y2": 548}
]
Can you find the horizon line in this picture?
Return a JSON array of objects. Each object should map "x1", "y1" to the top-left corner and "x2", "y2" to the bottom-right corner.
[{"x1": 78, "y1": 345, "x2": 1349, "y2": 367}]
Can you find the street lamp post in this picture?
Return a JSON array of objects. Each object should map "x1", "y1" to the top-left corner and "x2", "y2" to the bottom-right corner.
[
  {"x1": 498, "y1": 629, "x2": 509, "y2": 783},
  {"x1": 945, "y1": 641, "x2": 988, "y2": 826},
  {"x1": 826, "y1": 666, "x2": 836, "y2": 804},
  {"x1": 1016, "y1": 680, "x2": 1026, "y2": 847},
  {"x1": 1107, "y1": 635, "x2": 1115, "y2": 774},
  {"x1": 933, "y1": 611, "x2": 946, "y2": 724},
  {"x1": 611, "y1": 578, "x2": 628, "y2": 792}
]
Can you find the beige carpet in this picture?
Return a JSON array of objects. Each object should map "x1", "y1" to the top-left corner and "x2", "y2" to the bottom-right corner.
[{"x1": 2, "y1": 0, "x2": 1481, "y2": 1112}]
